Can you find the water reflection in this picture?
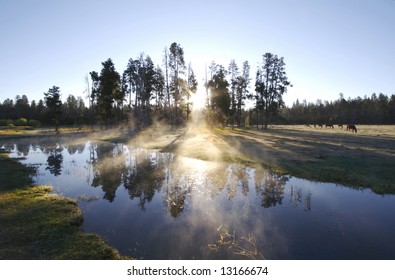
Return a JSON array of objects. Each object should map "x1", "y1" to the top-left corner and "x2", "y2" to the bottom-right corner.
[
  {"x1": 91, "y1": 143, "x2": 125, "y2": 202},
  {"x1": 46, "y1": 147, "x2": 63, "y2": 176},
  {"x1": 289, "y1": 185, "x2": 312, "y2": 211},
  {"x1": 2, "y1": 137, "x2": 395, "y2": 260},
  {"x1": 255, "y1": 170, "x2": 288, "y2": 208},
  {"x1": 124, "y1": 150, "x2": 166, "y2": 210}
]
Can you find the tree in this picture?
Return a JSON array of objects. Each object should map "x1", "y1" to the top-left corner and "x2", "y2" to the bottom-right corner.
[
  {"x1": 235, "y1": 61, "x2": 250, "y2": 126},
  {"x1": 1, "y1": 98, "x2": 15, "y2": 120},
  {"x1": 63, "y1": 94, "x2": 78, "y2": 125},
  {"x1": 124, "y1": 58, "x2": 136, "y2": 109},
  {"x1": 36, "y1": 99, "x2": 45, "y2": 122},
  {"x1": 186, "y1": 63, "x2": 198, "y2": 122},
  {"x1": 76, "y1": 97, "x2": 86, "y2": 127},
  {"x1": 97, "y1": 58, "x2": 121, "y2": 127},
  {"x1": 389, "y1": 94, "x2": 395, "y2": 123},
  {"x1": 142, "y1": 56, "x2": 155, "y2": 108},
  {"x1": 228, "y1": 59, "x2": 239, "y2": 125},
  {"x1": 89, "y1": 71, "x2": 100, "y2": 129},
  {"x1": 113, "y1": 71, "x2": 126, "y2": 122},
  {"x1": 254, "y1": 53, "x2": 291, "y2": 129},
  {"x1": 163, "y1": 47, "x2": 171, "y2": 108},
  {"x1": 153, "y1": 65, "x2": 165, "y2": 110},
  {"x1": 124, "y1": 54, "x2": 157, "y2": 126},
  {"x1": 208, "y1": 64, "x2": 230, "y2": 126},
  {"x1": 140, "y1": 55, "x2": 156, "y2": 125},
  {"x1": 15, "y1": 95, "x2": 30, "y2": 119},
  {"x1": 168, "y1": 42, "x2": 186, "y2": 123},
  {"x1": 44, "y1": 86, "x2": 62, "y2": 132}
]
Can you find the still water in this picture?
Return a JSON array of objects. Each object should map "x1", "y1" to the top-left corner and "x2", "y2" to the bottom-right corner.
[{"x1": 2, "y1": 137, "x2": 395, "y2": 259}]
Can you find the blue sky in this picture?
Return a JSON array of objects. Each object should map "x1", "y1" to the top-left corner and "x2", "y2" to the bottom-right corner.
[{"x1": 0, "y1": 0, "x2": 394, "y2": 107}]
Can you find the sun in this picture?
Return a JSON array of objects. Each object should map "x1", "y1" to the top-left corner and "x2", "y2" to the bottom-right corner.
[{"x1": 191, "y1": 89, "x2": 207, "y2": 110}]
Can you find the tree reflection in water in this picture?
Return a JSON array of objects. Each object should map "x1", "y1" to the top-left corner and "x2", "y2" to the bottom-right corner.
[
  {"x1": 289, "y1": 185, "x2": 312, "y2": 211},
  {"x1": 225, "y1": 164, "x2": 250, "y2": 199},
  {"x1": 123, "y1": 149, "x2": 166, "y2": 210},
  {"x1": 254, "y1": 169, "x2": 288, "y2": 208},
  {"x1": 45, "y1": 146, "x2": 63, "y2": 176},
  {"x1": 91, "y1": 144, "x2": 126, "y2": 202},
  {"x1": 86, "y1": 143, "x2": 292, "y2": 213}
]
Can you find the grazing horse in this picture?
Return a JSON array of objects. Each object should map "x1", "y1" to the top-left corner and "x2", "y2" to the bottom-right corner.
[
  {"x1": 338, "y1": 124, "x2": 343, "y2": 129},
  {"x1": 325, "y1": 124, "x2": 334, "y2": 129},
  {"x1": 346, "y1": 124, "x2": 357, "y2": 133}
]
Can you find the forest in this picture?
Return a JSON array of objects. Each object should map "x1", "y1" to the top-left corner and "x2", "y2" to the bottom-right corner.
[{"x1": 1, "y1": 42, "x2": 394, "y2": 129}]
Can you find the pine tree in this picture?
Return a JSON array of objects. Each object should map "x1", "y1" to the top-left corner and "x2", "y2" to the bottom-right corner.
[
  {"x1": 255, "y1": 53, "x2": 291, "y2": 129},
  {"x1": 168, "y1": 42, "x2": 186, "y2": 123},
  {"x1": 98, "y1": 58, "x2": 120, "y2": 128},
  {"x1": 208, "y1": 64, "x2": 230, "y2": 126},
  {"x1": 44, "y1": 86, "x2": 62, "y2": 132}
]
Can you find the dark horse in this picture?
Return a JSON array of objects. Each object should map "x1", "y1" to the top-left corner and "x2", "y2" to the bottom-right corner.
[{"x1": 346, "y1": 124, "x2": 357, "y2": 133}]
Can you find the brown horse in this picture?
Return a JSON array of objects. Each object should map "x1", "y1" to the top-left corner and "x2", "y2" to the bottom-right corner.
[{"x1": 346, "y1": 124, "x2": 357, "y2": 133}]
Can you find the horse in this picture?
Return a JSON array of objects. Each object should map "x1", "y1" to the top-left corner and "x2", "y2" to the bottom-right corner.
[
  {"x1": 338, "y1": 124, "x2": 343, "y2": 129},
  {"x1": 325, "y1": 124, "x2": 334, "y2": 129},
  {"x1": 346, "y1": 124, "x2": 357, "y2": 133}
]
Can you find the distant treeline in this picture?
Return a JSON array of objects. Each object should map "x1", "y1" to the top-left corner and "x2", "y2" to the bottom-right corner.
[
  {"x1": 279, "y1": 93, "x2": 395, "y2": 125},
  {"x1": 2, "y1": 92, "x2": 394, "y2": 128},
  {"x1": 0, "y1": 94, "x2": 88, "y2": 128}
]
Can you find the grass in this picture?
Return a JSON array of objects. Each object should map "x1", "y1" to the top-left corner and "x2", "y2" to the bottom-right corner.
[
  {"x1": 0, "y1": 126, "x2": 92, "y2": 138},
  {"x1": 215, "y1": 125, "x2": 395, "y2": 194},
  {"x1": 0, "y1": 150, "x2": 125, "y2": 259},
  {"x1": 208, "y1": 225, "x2": 264, "y2": 260}
]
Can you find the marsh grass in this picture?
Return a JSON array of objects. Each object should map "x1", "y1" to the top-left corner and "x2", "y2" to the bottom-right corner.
[
  {"x1": 0, "y1": 150, "x2": 124, "y2": 259},
  {"x1": 208, "y1": 225, "x2": 264, "y2": 260}
]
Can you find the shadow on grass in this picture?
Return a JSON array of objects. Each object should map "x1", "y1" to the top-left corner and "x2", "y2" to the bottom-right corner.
[{"x1": 215, "y1": 127, "x2": 395, "y2": 194}]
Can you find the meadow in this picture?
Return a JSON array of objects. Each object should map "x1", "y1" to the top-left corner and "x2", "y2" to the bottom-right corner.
[{"x1": 214, "y1": 125, "x2": 395, "y2": 194}]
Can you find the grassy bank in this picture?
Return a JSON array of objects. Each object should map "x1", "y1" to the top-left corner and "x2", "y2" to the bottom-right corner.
[
  {"x1": 0, "y1": 150, "x2": 124, "y2": 259},
  {"x1": 0, "y1": 125, "x2": 97, "y2": 138},
  {"x1": 215, "y1": 125, "x2": 395, "y2": 194}
]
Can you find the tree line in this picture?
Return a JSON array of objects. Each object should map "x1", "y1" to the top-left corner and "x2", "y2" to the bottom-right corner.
[
  {"x1": 0, "y1": 92, "x2": 87, "y2": 129},
  {"x1": 280, "y1": 92, "x2": 395, "y2": 125},
  {"x1": 1, "y1": 42, "x2": 394, "y2": 129},
  {"x1": 86, "y1": 42, "x2": 200, "y2": 129}
]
